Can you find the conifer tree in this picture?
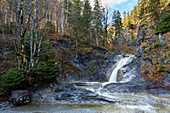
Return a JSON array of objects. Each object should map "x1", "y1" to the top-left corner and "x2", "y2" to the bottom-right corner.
[
  {"x1": 136, "y1": 0, "x2": 140, "y2": 20},
  {"x1": 82, "y1": 0, "x2": 92, "y2": 40},
  {"x1": 93, "y1": 0, "x2": 103, "y2": 46},
  {"x1": 123, "y1": 11, "x2": 126, "y2": 27},
  {"x1": 139, "y1": 0, "x2": 145, "y2": 19},
  {"x1": 147, "y1": 0, "x2": 161, "y2": 20},
  {"x1": 130, "y1": 31, "x2": 135, "y2": 45},
  {"x1": 70, "y1": 0, "x2": 82, "y2": 58},
  {"x1": 112, "y1": 10, "x2": 123, "y2": 40},
  {"x1": 70, "y1": 0, "x2": 82, "y2": 35}
]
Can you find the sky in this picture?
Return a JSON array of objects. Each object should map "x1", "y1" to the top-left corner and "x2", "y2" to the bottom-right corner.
[{"x1": 89, "y1": 0, "x2": 138, "y2": 21}]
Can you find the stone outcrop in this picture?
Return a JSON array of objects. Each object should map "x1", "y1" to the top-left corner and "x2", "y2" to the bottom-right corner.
[
  {"x1": 9, "y1": 90, "x2": 31, "y2": 106},
  {"x1": 30, "y1": 83, "x2": 116, "y2": 104}
]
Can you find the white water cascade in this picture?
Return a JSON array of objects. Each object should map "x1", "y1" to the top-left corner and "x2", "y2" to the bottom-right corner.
[
  {"x1": 109, "y1": 55, "x2": 135, "y2": 83},
  {"x1": 159, "y1": 33, "x2": 163, "y2": 44}
]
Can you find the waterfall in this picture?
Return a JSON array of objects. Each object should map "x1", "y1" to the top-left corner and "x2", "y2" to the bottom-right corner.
[
  {"x1": 109, "y1": 55, "x2": 134, "y2": 82},
  {"x1": 159, "y1": 33, "x2": 163, "y2": 45}
]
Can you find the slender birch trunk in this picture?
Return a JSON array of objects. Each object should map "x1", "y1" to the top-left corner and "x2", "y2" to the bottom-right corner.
[
  {"x1": 33, "y1": 0, "x2": 37, "y2": 56},
  {"x1": 16, "y1": 0, "x2": 21, "y2": 42},
  {"x1": 12, "y1": 1, "x2": 15, "y2": 26},
  {"x1": 27, "y1": 0, "x2": 32, "y2": 36},
  {"x1": 56, "y1": 0, "x2": 59, "y2": 33},
  {"x1": 61, "y1": 0, "x2": 64, "y2": 34},
  {"x1": 35, "y1": 31, "x2": 45, "y2": 65},
  {"x1": 29, "y1": 18, "x2": 34, "y2": 69},
  {"x1": 65, "y1": 0, "x2": 69, "y2": 34},
  {"x1": 19, "y1": 0, "x2": 32, "y2": 85},
  {"x1": 6, "y1": 7, "x2": 9, "y2": 25}
]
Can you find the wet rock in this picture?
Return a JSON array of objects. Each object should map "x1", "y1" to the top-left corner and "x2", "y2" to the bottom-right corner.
[
  {"x1": 54, "y1": 83, "x2": 116, "y2": 104},
  {"x1": 30, "y1": 83, "x2": 116, "y2": 104},
  {"x1": 117, "y1": 69, "x2": 123, "y2": 81},
  {"x1": 52, "y1": 40, "x2": 72, "y2": 51},
  {"x1": 30, "y1": 84, "x2": 57, "y2": 103},
  {"x1": 9, "y1": 90, "x2": 31, "y2": 106},
  {"x1": 0, "y1": 102, "x2": 12, "y2": 111}
]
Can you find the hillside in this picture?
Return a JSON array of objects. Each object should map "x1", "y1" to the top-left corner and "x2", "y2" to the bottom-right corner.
[{"x1": 122, "y1": 1, "x2": 170, "y2": 88}]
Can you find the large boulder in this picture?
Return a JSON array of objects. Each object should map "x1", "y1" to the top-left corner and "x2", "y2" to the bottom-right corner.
[
  {"x1": 9, "y1": 90, "x2": 31, "y2": 106},
  {"x1": 54, "y1": 83, "x2": 116, "y2": 104}
]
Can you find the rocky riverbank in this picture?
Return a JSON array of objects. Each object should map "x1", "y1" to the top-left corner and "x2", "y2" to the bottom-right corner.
[
  {"x1": 1, "y1": 82, "x2": 170, "y2": 113},
  {"x1": 0, "y1": 34, "x2": 169, "y2": 111}
]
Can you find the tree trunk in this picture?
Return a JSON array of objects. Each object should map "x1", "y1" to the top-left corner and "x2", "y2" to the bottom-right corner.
[
  {"x1": 24, "y1": 73, "x2": 32, "y2": 85},
  {"x1": 33, "y1": 0, "x2": 37, "y2": 56},
  {"x1": 61, "y1": 0, "x2": 64, "y2": 34},
  {"x1": 29, "y1": 18, "x2": 34, "y2": 69},
  {"x1": 27, "y1": 0, "x2": 32, "y2": 36},
  {"x1": 6, "y1": 7, "x2": 9, "y2": 25}
]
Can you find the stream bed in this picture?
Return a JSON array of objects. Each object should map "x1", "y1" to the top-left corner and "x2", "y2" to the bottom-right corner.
[
  {"x1": 1, "y1": 82, "x2": 170, "y2": 113},
  {"x1": 1, "y1": 97, "x2": 170, "y2": 113}
]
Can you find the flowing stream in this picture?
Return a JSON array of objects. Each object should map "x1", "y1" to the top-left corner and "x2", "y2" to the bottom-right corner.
[{"x1": 1, "y1": 55, "x2": 170, "y2": 113}]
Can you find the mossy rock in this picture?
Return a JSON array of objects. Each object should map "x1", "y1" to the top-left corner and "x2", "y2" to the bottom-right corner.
[
  {"x1": 157, "y1": 63, "x2": 164, "y2": 71},
  {"x1": 152, "y1": 41, "x2": 160, "y2": 48},
  {"x1": 162, "y1": 66, "x2": 170, "y2": 72},
  {"x1": 92, "y1": 66, "x2": 97, "y2": 69},
  {"x1": 141, "y1": 41, "x2": 148, "y2": 48},
  {"x1": 102, "y1": 63, "x2": 107, "y2": 68},
  {"x1": 144, "y1": 46, "x2": 152, "y2": 53},
  {"x1": 83, "y1": 67, "x2": 90, "y2": 72},
  {"x1": 77, "y1": 47, "x2": 93, "y2": 56},
  {"x1": 117, "y1": 70, "x2": 123, "y2": 82},
  {"x1": 70, "y1": 66, "x2": 81, "y2": 73},
  {"x1": 93, "y1": 50, "x2": 108, "y2": 58},
  {"x1": 165, "y1": 58, "x2": 169, "y2": 63},
  {"x1": 143, "y1": 53, "x2": 150, "y2": 59},
  {"x1": 151, "y1": 54, "x2": 157, "y2": 58},
  {"x1": 91, "y1": 60, "x2": 97, "y2": 64},
  {"x1": 54, "y1": 86, "x2": 64, "y2": 92},
  {"x1": 82, "y1": 47, "x2": 93, "y2": 54}
]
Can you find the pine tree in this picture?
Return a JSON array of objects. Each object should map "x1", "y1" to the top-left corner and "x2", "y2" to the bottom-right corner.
[
  {"x1": 139, "y1": 0, "x2": 145, "y2": 19},
  {"x1": 93, "y1": 0, "x2": 103, "y2": 46},
  {"x1": 136, "y1": 0, "x2": 140, "y2": 20},
  {"x1": 70, "y1": 0, "x2": 82, "y2": 35},
  {"x1": 123, "y1": 11, "x2": 126, "y2": 27},
  {"x1": 146, "y1": 0, "x2": 161, "y2": 20},
  {"x1": 82, "y1": 0, "x2": 92, "y2": 40},
  {"x1": 126, "y1": 11, "x2": 133, "y2": 29},
  {"x1": 130, "y1": 31, "x2": 135, "y2": 45},
  {"x1": 70, "y1": 0, "x2": 83, "y2": 58},
  {"x1": 112, "y1": 10, "x2": 123, "y2": 40},
  {"x1": 66, "y1": 0, "x2": 73, "y2": 35}
]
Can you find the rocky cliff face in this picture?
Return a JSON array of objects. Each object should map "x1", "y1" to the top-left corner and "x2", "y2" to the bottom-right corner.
[
  {"x1": 123, "y1": 19, "x2": 170, "y2": 90},
  {"x1": 50, "y1": 34, "x2": 142, "y2": 83},
  {"x1": 50, "y1": 35, "x2": 118, "y2": 82}
]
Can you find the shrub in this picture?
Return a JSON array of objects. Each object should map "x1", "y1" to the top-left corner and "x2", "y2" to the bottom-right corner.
[
  {"x1": 158, "y1": 63, "x2": 164, "y2": 71},
  {"x1": 0, "y1": 68, "x2": 25, "y2": 96},
  {"x1": 150, "y1": 25, "x2": 154, "y2": 29},
  {"x1": 130, "y1": 31, "x2": 135, "y2": 46},
  {"x1": 0, "y1": 59, "x2": 61, "y2": 96},
  {"x1": 127, "y1": 21, "x2": 133, "y2": 29},
  {"x1": 45, "y1": 21, "x2": 55, "y2": 33},
  {"x1": 152, "y1": 41, "x2": 160, "y2": 48},
  {"x1": 30, "y1": 59, "x2": 61, "y2": 85},
  {"x1": 155, "y1": 13, "x2": 170, "y2": 35}
]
